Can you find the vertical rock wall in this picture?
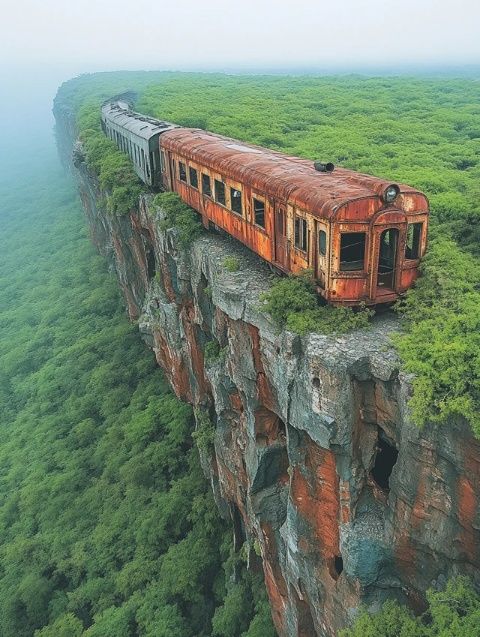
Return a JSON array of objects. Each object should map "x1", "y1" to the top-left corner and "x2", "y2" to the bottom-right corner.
[{"x1": 54, "y1": 106, "x2": 480, "y2": 636}]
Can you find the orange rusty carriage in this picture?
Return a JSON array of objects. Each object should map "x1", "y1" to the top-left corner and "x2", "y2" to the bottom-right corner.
[{"x1": 157, "y1": 128, "x2": 428, "y2": 305}]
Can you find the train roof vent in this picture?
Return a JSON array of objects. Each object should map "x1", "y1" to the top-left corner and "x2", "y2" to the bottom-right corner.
[{"x1": 314, "y1": 161, "x2": 335, "y2": 173}]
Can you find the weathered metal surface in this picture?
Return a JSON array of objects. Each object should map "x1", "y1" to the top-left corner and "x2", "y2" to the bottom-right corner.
[
  {"x1": 160, "y1": 128, "x2": 428, "y2": 220},
  {"x1": 158, "y1": 127, "x2": 429, "y2": 306},
  {"x1": 101, "y1": 102, "x2": 178, "y2": 187}
]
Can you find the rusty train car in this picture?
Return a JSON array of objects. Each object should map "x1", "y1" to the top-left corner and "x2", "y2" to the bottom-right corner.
[{"x1": 102, "y1": 102, "x2": 429, "y2": 306}]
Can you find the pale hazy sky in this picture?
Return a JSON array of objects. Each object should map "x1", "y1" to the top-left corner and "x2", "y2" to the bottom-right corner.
[{"x1": 1, "y1": 0, "x2": 480, "y2": 74}]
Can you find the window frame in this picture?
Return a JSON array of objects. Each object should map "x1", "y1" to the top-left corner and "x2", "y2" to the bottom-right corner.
[
  {"x1": 189, "y1": 166, "x2": 199, "y2": 189},
  {"x1": 214, "y1": 179, "x2": 226, "y2": 207},
  {"x1": 201, "y1": 173, "x2": 212, "y2": 197},
  {"x1": 230, "y1": 187, "x2": 243, "y2": 216},
  {"x1": 405, "y1": 222, "x2": 423, "y2": 260},
  {"x1": 253, "y1": 197, "x2": 266, "y2": 229},
  {"x1": 178, "y1": 161, "x2": 187, "y2": 183},
  {"x1": 294, "y1": 215, "x2": 308, "y2": 253},
  {"x1": 339, "y1": 231, "x2": 367, "y2": 272},
  {"x1": 318, "y1": 230, "x2": 327, "y2": 256}
]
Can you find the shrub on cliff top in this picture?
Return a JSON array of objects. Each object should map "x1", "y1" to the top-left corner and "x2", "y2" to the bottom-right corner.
[
  {"x1": 260, "y1": 272, "x2": 373, "y2": 335},
  {"x1": 394, "y1": 237, "x2": 480, "y2": 436},
  {"x1": 154, "y1": 191, "x2": 204, "y2": 247},
  {"x1": 340, "y1": 576, "x2": 480, "y2": 636}
]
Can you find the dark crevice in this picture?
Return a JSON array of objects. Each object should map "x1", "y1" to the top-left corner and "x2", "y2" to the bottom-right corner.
[
  {"x1": 371, "y1": 428, "x2": 398, "y2": 491},
  {"x1": 334, "y1": 555, "x2": 343, "y2": 576},
  {"x1": 141, "y1": 229, "x2": 156, "y2": 281}
]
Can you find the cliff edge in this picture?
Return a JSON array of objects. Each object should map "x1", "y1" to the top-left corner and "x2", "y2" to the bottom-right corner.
[{"x1": 54, "y1": 101, "x2": 480, "y2": 637}]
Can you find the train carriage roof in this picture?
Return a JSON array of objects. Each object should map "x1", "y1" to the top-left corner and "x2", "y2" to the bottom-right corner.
[
  {"x1": 101, "y1": 102, "x2": 178, "y2": 141},
  {"x1": 160, "y1": 128, "x2": 426, "y2": 218}
]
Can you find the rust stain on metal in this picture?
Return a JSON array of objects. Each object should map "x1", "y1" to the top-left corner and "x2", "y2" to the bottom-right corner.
[{"x1": 159, "y1": 127, "x2": 429, "y2": 305}]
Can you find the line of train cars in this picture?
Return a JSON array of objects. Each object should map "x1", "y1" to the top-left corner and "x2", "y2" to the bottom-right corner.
[{"x1": 101, "y1": 99, "x2": 429, "y2": 306}]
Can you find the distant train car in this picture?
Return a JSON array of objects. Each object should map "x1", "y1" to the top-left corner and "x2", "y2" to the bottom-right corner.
[
  {"x1": 101, "y1": 102, "x2": 178, "y2": 188},
  {"x1": 101, "y1": 102, "x2": 429, "y2": 306}
]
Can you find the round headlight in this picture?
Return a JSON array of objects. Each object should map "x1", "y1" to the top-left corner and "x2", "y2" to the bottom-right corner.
[{"x1": 384, "y1": 184, "x2": 400, "y2": 204}]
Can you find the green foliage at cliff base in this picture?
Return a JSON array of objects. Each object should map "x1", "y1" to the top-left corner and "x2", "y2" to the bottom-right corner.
[
  {"x1": 0, "y1": 154, "x2": 275, "y2": 636},
  {"x1": 260, "y1": 272, "x2": 373, "y2": 335},
  {"x1": 341, "y1": 576, "x2": 480, "y2": 637}
]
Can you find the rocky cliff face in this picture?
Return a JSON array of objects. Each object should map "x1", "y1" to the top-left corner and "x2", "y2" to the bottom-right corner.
[{"x1": 54, "y1": 106, "x2": 480, "y2": 637}]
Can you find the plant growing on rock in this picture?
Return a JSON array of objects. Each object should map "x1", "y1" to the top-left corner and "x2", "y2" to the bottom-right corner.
[
  {"x1": 223, "y1": 256, "x2": 240, "y2": 272},
  {"x1": 260, "y1": 272, "x2": 372, "y2": 335},
  {"x1": 154, "y1": 192, "x2": 203, "y2": 247},
  {"x1": 192, "y1": 408, "x2": 216, "y2": 453},
  {"x1": 340, "y1": 576, "x2": 480, "y2": 636}
]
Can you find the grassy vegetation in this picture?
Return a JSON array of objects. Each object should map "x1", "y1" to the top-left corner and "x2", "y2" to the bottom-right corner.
[
  {"x1": 223, "y1": 256, "x2": 241, "y2": 272},
  {"x1": 341, "y1": 576, "x2": 480, "y2": 637},
  {"x1": 260, "y1": 272, "x2": 373, "y2": 335},
  {"x1": 59, "y1": 71, "x2": 480, "y2": 432},
  {"x1": 154, "y1": 191, "x2": 204, "y2": 247},
  {"x1": 0, "y1": 148, "x2": 274, "y2": 636}
]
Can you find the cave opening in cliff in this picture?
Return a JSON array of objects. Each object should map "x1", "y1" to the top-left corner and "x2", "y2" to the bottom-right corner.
[
  {"x1": 371, "y1": 429, "x2": 398, "y2": 491},
  {"x1": 254, "y1": 407, "x2": 286, "y2": 446},
  {"x1": 334, "y1": 555, "x2": 344, "y2": 576}
]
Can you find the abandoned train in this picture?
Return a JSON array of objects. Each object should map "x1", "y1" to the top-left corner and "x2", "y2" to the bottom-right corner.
[{"x1": 101, "y1": 100, "x2": 429, "y2": 306}]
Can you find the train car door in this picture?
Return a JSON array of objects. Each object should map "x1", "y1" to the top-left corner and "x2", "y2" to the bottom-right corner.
[
  {"x1": 274, "y1": 204, "x2": 288, "y2": 270},
  {"x1": 376, "y1": 228, "x2": 399, "y2": 291}
]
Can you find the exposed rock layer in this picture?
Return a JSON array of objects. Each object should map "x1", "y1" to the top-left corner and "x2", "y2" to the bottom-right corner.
[{"x1": 54, "y1": 104, "x2": 480, "y2": 637}]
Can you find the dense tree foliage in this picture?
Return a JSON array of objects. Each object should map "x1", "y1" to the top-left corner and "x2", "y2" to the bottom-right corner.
[
  {"x1": 341, "y1": 576, "x2": 480, "y2": 637},
  {"x1": 0, "y1": 149, "x2": 274, "y2": 635}
]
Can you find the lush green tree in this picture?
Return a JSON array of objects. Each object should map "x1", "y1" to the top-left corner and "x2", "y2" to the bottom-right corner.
[
  {"x1": 341, "y1": 577, "x2": 480, "y2": 637},
  {"x1": 0, "y1": 140, "x2": 274, "y2": 635}
]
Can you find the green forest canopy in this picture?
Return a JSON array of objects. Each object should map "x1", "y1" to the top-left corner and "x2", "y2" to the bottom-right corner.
[
  {"x1": 0, "y1": 150, "x2": 274, "y2": 636},
  {"x1": 59, "y1": 71, "x2": 480, "y2": 437}
]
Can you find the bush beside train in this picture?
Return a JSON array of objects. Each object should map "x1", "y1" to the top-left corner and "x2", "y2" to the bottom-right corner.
[{"x1": 101, "y1": 100, "x2": 429, "y2": 306}]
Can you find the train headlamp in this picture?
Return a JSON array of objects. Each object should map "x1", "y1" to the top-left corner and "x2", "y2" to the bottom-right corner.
[{"x1": 384, "y1": 184, "x2": 400, "y2": 204}]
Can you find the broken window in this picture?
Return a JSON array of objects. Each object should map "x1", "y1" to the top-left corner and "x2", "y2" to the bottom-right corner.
[
  {"x1": 202, "y1": 173, "x2": 212, "y2": 197},
  {"x1": 230, "y1": 188, "x2": 242, "y2": 215},
  {"x1": 179, "y1": 161, "x2": 187, "y2": 182},
  {"x1": 340, "y1": 232, "x2": 366, "y2": 271},
  {"x1": 214, "y1": 179, "x2": 226, "y2": 206},
  {"x1": 405, "y1": 222, "x2": 422, "y2": 259},
  {"x1": 371, "y1": 429, "x2": 398, "y2": 491},
  {"x1": 189, "y1": 166, "x2": 198, "y2": 189},
  {"x1": 319, "y1": 230, "x2": 327, "y2": 256},
  {"x1": 294, "y1": 216, "x2": 308, "y2": 252},
  {"x1": 253, "y1": 198, "x2": 265, "y2": 228}
]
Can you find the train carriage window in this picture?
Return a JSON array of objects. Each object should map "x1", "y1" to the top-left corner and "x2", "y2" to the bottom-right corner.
[
  {"x1": 340, "y1": 232, "x2": 366, "y2": 271},
  {"x1": 405, "y1": 222, "x2": 423, "y2": 259},
  {"x1": 253, "y1": 198, "x2": 265, "y2": 228},
  {"x1": 189, "y1": 167, "x2": 199, "y2": 189},
  {"x1": 160, "y1": 150, "x2": 166, "y2": 172},
  {"x1": 230, "y1": 188, "x2": 243, "y2": 215},
  {"x1": 214, "y1": 179, "x2": 226, "y2": 206},
  {"x1": 202, "y1": 173, "x2": 212, "y2": 197},
  {"x1": 319, "y1": 230, "x2": 327, "y2": 256},
  {"x1": 179, "y1": 161, "x2": 187, "y2": 182},
  {"x1": 294, "y1": 216, "x2": 308, "y2": 252}
]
